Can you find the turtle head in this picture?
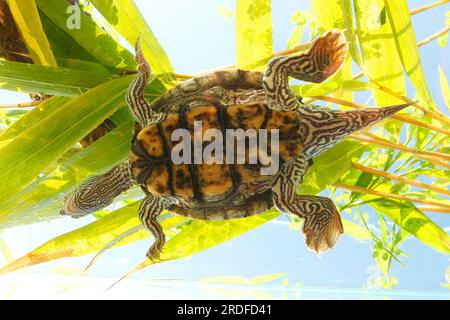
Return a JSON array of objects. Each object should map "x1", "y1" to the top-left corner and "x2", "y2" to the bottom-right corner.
[
  {"x1": 60, "y1": 162, "x2": 134, "y2": 219},
  {"x1": 60, "y1": 176, "x2": 115, "y2": 219}
]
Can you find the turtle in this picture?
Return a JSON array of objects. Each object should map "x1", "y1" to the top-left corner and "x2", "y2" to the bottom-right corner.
[{"x1": 61, "y1": 30, "x2": 412, "y2": 260}]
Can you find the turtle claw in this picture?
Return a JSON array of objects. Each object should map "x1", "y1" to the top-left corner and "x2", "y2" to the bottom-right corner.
[
  {"x1": 135, "y1": 37, "x2": 151, "y2": 75},
  {"x1": 146, "y1": 249, "x2": 162, "y2": 263},
  {"x1": 303, "y1": 206, "x2": 344, "y2": 254},
  {"x1": 146, "y1": 242, "x2": 165, "y2": 263}
]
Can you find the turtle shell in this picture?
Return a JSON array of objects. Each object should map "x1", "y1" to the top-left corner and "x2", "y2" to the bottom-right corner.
[{"x1": 129, "y1": 71, "x2": 304, "y2": 220}]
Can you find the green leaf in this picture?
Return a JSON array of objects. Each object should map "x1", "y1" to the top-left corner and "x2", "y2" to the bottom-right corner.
[
  {"x1": 286, "y1": 24, "x2": 304, "y2": 50},
  {"x1": 0, "y1": 118, "x2": 134, "y2": 226},
  {"x1": 39, "y1": 11, "x2": 99, "y2": 64},
  {"x1": 292, "y1": 80, "x2": 370, "y2": 98},
  {"x1": 0, "y1": 75, "x2": 134, "y2": 214},
  {"x1": 236, "y1": 0, "x2": 273, "y2": 70},
  {"x1": 139, "y1": 210, "x2": 280, "y2": 269},
  {"x1": 378, "y1": 6, "x2": 386, "y2": 25},
  {"x1": 286, "y1": 10, "x2": 309, "y2": 50},
  {"x1": 5, "y1": 0, "x2": 57, "y2": 67},
  {"x1": 299, "y1": 140, "x2": 368, "y2": 194},
  {"x1": 354, "y1": 0, "x2": 406, "y2": 136},
  {"x1": 0, "y1": 203, "x2": 186, "y2": 274},
  {"x1": 36, "y1": 0, "x2": 136, "y2": 70},
  {"x1": 0, "y1": 96, "x2": 72, "y2": 142},
  {"x1": 105, "y1": 210, "x2": 280, "y2": 283},
  {"x1": 370, "y1": 199, "x2": 450, "y2": 254},
  {"x1": 383, "y1": 0, "x2": 437, "y2": 111},
  {"x1": 342, "y1": 219, "x2": 372, "y2": 241},
  {"x1": 90, "y1": 0, "x2": 174, "y2": 78},
  {"x1": 438, "y1": 65, "x2": 450, "y2": 111},
  {"x1": 0, "y1": 60, "x2": 116, "y2": 96},
  {"x1": 350, "y1": 171, "x2": 373, "y2": 201}
]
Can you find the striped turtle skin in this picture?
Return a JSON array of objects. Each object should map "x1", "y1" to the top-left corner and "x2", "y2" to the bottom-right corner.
[{"x1": 61, "y1": 30, "x2": 413, "y2": 260}]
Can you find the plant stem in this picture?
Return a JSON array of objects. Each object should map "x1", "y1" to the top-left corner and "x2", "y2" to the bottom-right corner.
[
  {"x1": 417, "y1": 26, "x2": 450, "y2": 47},
  {"x1": 315, "y1": 95, "x2": 450, "y2": 136},
  {"x1": 0, "y1": 100, "x2": 43, "y2": 109},
  {"x1": 364, "y1": 133, "x2": 450, "y2": 161},
  {"x1": 371, "y1": 80, "x2": 450, "y2": 126},
  {"x1": 418, "y1": 206, "x2": 450, "y2": 213},
  {"x1": 350, "y1": 134, "x2": 450, "y2": 169},
  {"x1": 333, "y1": 182, "x2": 450, "y2": 210},
  {"x1": 352, "y1": 163, "x2": 450, "y2": 196},
  {"x1": 410, "y1": 0, "x2": 450, "y2": 15}
]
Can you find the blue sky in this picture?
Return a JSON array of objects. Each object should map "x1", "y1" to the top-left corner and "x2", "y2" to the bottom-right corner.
[{"x1": 0, "y1": 0, "x2": 449, "y2": 298}]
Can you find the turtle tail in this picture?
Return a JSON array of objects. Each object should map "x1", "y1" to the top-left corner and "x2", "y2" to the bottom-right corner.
[{"x1": 300, "y1": 101, "x2": 415, "y2": 158}]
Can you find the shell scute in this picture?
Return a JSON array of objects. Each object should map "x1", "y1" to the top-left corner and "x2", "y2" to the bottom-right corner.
[
  {"x1": 145, "y1": 162, "x2": 171, "y2": 196},
  {"x1": 137, "y1": 125, "x2": 165, "y2": 158}
]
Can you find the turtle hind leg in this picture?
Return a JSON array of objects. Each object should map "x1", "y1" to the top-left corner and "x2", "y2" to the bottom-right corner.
[
  {"x1": 271, "y1": 155, "x2": 343, "y2": 253},
  {"x1": 138, "y1": 195, "x2": 178, "y2": 261},
  {"x1": 290, "y1": 196, "x2": 343, "y2": 253},
  {"x1": 263, "y1": 29, "x2": 348, "y2": 111},
  {"x1": 126, "y1": 38, "x2": 165, "y2": 127}
]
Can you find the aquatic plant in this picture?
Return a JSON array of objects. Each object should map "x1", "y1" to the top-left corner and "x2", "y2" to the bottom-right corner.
[{"x1": 0, "y1": 0, "x2": 448, "y2": 286}]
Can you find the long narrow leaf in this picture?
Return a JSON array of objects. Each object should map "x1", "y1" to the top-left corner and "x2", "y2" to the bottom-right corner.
[
  {"x1": 5, "y1": 0, "x2": 57, "y2": 67},
  {"x1": 311, "y1": 0, "x2": 354, "y2": 100},
  {"x1": 0, "y1": 96, "x2": 72, "y2": 142},
  {"x1": 299, "y1": 140, "x2": 368, "y2": 194},
  {"x1": 0, "y1": 203, "x2": 185, "y2": 274},
  {"x1": 0, "y1": 75, "x2": 134, "y2": 213},
  {"x1": 438, "y1": 65, "x2": 450, "y2": 110},
  {"x1": 36, "y1": 0, "x2": 136, "y2": 70},
  {"x1": 90, "y1": 0, "x2": 174, "y2": 77},
  {"x1": 384, "y1": 0, "x2": 437, "y2": 111},
  {"x1": 354, "y1": 0, "x2": 406, "y2": 135},
  {"x1": 370, "y1": 199, "x2": 450, "y2": 254},
  {"x1": 0, "y1": 60, "x2": 116, "y2": 96}
]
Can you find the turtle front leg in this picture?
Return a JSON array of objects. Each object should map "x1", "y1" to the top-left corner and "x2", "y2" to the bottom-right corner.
[
  {"x1": 126, "y1": 39, "x2": 165, "y2": 127},
  {"x1": 271, "y1": 155, "x2": 344, "y2": 253},
  {"x1": 138, "y1": 195, "x2": 178, "y2": 261},
  {"x1": 263, "y1": 29, "x2": 348, "y2": 111}
]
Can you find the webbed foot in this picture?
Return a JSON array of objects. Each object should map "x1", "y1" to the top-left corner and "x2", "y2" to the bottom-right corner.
[{"x1": 302, "y1": 198, "x2": 344, "y2": 253}]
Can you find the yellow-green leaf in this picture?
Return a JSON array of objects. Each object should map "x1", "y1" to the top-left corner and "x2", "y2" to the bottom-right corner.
[
  {"x1": 5, "y1": 0, "x2": 57, "y2": 66},
  {"x1": 342, "y1": 220, "x2": 372, "y2": 241},
  {"x1": 438, "y1": 65, "x2": 450, "y2": 110},
  {"x1": 311, "y1": 0, "x2": 354, "y2": 100},
  {"x1": 0, "y1": 203, "x2": 185, "y2": 274},
  {"x1": 36, "y1": 0, "x2": 136, "y2": 71},
  {"x1": 384, "y1": 0, "x2": 437, "y2": 111},
  {"x1": 0, "y1": 75, "x2": 134, "y2": 213},
  {"x1": 90, "y1": 0, "x2": 174, "y2": 78},
  {"x1": 0, "y1": 59, "x2": 116, "y2": 96},
  {"x1": 236, "y1": 0, "x2": 273, "y2": 70},
  {"x1": 292, "y1": 80, "x2": 370, "y2": 98},
  {"x1": 299, "y1": 140, "x2": 368, "y2": 194},
  {"x1": 121, "y1": 210, "x2": 280, "y2": 280},
  {"x1": 370, "y1": 199, "x2": 450, "y2": 254},
  {"x1": 354, "y1": 0, "x2": 406, "y2": 136}
]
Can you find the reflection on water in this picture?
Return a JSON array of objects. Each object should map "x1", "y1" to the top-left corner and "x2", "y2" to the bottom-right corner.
[{"x1": 0, "y1": 273, "x2": 448, "y2": 300}]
